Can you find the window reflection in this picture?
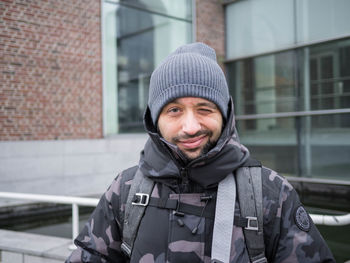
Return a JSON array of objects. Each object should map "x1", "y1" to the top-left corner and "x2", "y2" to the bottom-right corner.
[
  {"x1": 304, "y1": 39, "x2": 350, "y2": 128},
  {"x1": 117, "y1": 2, "x2": 155, "y2": 132},
  {"x1": 236, "y1": 117, "x2": 298, "y2": 176},
  {"x1": 115, "y1": 0, "x2": 192, "y2": 132},
  {"x1": 300, "y1": 114, "x2": 350, "y2": 180},
  {"x1": 228, "y1": 51, "x2": 296, "y2": 131},
  {"x1": 227, "y1": 38, "x2": 350, "y2": 180},
  {"x1": 236, "y1": 114, "x2": 350, "y2": 181}
]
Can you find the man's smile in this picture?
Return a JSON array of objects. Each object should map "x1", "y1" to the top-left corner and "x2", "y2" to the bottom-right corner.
[{"x1": 177, "y1": 134, "x2": 208, "y2": 150}]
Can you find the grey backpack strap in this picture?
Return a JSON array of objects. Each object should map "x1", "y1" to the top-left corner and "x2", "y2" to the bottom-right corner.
[
  {"x1": 211, "y1": 173, "x2": 236, "y2": 263},
  {"x1": 236, "y1": 166, "x2": 267, "y2": 263},
  {"x1": 121, "y1": 168, "x2": 154, "y2": 257}
]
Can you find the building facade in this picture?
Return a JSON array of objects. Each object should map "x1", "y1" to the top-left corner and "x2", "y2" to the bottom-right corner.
[
  {"x1": 1, "y1": 0, "x2": 349, "y2": 199},
  {"x1": 0, "y1": 0, "x2": 225, "y2": 197},
  {"x1": 225, "y1": 0, "x2": 350, "y2": 184}
]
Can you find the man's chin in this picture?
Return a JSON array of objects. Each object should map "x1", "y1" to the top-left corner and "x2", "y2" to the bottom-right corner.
[
  {"x1": 183, "y1": 151, "x2": 201, "y2": 161},
  {"x1": 176, "y1": 137, "x2": 217, "y2": 162},
  {"x1": 180, "y1": 139, "x2": 217, "y2": 161},
  {"x1": 180, "y1": 147, "x2": 203, "y2": 161}
]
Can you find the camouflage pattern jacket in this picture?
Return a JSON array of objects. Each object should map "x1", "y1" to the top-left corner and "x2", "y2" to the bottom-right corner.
[{"x1": 67, "y1": 101, "x2": 335, "y2": 263}]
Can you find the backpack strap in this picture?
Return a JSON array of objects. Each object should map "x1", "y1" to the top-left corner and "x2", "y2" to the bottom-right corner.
[
  {"x1": 236, "y1": 165, "x2": 267, "y2": 263},
  {"x1": 121, "y1": 168, "x2": 154, "y2": 257},
  {"x1": 211, "y1": 173, "x2": 237, "y2": 263}
]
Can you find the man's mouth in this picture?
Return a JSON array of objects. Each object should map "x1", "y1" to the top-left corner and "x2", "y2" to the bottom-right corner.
[{"x1": 178, "y1": 135, "x2": 207, "y2": 150}]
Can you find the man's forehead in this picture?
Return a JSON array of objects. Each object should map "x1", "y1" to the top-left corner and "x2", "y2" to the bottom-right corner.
[{"x1": 167, "y1": 97, "x2": 218, "y2": 108}]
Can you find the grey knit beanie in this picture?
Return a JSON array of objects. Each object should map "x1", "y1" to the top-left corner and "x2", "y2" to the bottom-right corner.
[{"x1": 148, "y1": 42, "x2": 230, "y2": 124}]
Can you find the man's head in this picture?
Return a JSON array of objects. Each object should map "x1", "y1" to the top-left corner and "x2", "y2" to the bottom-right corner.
[
  {"x1": 147, "y1": 42, "x2": 230, "y2": 160},
  {"x1": 157, "y1": 97, "x2": 223, "y2": 160}
]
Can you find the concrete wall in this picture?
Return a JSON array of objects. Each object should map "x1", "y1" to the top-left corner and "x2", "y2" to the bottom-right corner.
[{"x1": 0, "y1": 134, "x2": 148, "y2": 205}]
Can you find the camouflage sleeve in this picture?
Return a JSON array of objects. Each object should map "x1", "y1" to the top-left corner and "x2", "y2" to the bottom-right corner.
[
  {"x1": 66, "y1": 173, "x2": 126, "y2": 263},
  {"x1": 271, "y1": 174, "x2": 335, "y2": 262}
]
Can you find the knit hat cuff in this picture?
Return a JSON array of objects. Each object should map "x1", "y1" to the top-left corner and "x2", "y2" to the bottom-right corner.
[{"x1": 151, "y1": 84, "x2": 229, "y2": 124}]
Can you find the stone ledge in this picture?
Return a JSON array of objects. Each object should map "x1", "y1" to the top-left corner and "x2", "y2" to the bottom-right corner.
[{"x1": 0, "y1": 229, "x2": 71, "y2": 262}]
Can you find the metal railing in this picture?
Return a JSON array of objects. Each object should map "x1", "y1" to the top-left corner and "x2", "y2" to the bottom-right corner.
[
  {"x1": 0, "y1": 192, "x2": 99, "y2": 250},
  {"x1": 312, "y1": 213, "x2": 350, "y2": 226},
  {"x1": 1, "y1": 191, "x2": 350, "y2": 249}
]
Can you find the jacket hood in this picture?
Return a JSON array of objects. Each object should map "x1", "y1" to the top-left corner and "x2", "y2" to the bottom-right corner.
[{"x1": 139, "y1": 97, "x2": 250, "y2": 189}]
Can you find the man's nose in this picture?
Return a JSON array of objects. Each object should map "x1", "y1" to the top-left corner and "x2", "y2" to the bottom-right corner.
[{"x1": 182, "y1": 112, "x2": 201, "y2": 135}]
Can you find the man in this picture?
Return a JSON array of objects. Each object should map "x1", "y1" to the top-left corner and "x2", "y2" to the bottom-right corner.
[{"x1": 66, "y1": 43, "x2": 335, "y2": 262}]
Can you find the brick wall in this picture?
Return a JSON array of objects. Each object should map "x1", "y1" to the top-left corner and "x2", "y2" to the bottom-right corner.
[
  {"x1": 0, "y1": 0, "x2": 102, "y2": 140},
  {"x1": 196, "y1": 0, "x2": 225, "y2": 65}
]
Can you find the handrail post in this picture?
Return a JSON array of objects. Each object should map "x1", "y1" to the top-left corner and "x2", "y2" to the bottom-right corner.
[{"x1": 69, "y1": 203, "x2": 79, "y2": 250}]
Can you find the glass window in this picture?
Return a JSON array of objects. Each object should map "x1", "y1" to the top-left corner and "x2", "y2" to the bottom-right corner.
[
  {"x1": 227, "y1": 38, "x2": 350, "y2": 181},
  {"x1": 296, "y1": 0, "x2": 350, "y2": 44},
  {"x1": 122, "y1": 0, "x2": 192, "y2": 21},
  {"x1": 226, "y1": 0, "x2": 295, "y2": 59},
  {"x1": 300, "y1": 114, "x2": 350, "y2": 180},
  {"x1": 226, "y1": 0, "x2": 350, "y2": 59},
  {"x1": 236, "y1": 117, "x2": 298, "y2": 176},
  {"x1": 227, "y1": 51, "x2": 297, "y2": 117},
  {"x1": 103, "y1": 0, "x2": 193, "y2": 134},
  {"x1": 299, "y1": 39, "x2": 350, "y2": 118},
  {"x1": 226, "y1": 2, "x2": 350, "y2": 258},
  {"x1": 235, "y1": 113, "x2": 350, "y2": 181}
]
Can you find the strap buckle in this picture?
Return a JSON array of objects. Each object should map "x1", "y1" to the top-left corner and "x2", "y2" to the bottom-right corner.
[
  {"x1": 132, "y1": 193, "x2": 150, "y2": 206},
  {"x1": 252, "y1": 257, "x2": 268, "y2": 263},
  {"x1": 120, "y1": 242, "x2": 132, "y2": 257},
  {"x1": 245, "y1": 216, "x2": 259, "y2": 231}
]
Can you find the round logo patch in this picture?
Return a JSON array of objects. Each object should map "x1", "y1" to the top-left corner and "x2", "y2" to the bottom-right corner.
[{"x1": 294, "y1": 206, "x2": 311, "y2": 232}]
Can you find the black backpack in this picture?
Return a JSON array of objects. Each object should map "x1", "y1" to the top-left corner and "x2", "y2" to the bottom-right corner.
[{"x1": 120, "y1": 160, "x2": 267, "y2": 263}]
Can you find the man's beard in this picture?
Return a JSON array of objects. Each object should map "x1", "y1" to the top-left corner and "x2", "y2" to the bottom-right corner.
[
  {"x1": 172, "y1": 130, "x2": 216, "y2": 162},
  {"x1": 183, "y1": 140, "x2": 216, "y2": 161}
]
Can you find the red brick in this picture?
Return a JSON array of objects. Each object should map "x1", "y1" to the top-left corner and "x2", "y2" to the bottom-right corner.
[
  {"x1": 0, "y1": 0, "x2": 102, "y2": 141},
  {"x1": 1, "y1": 0, "x2": 225, "y2": 141},
  {"x1": 195, "y1": 0, "x2": 225, "y2": 66}
]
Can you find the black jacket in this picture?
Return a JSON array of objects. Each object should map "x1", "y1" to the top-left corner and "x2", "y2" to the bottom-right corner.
[{"x1": 66, "y1": 99, "x2": 335, "y2": 262}]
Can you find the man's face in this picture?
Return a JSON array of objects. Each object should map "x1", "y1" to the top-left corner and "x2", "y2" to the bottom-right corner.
[{"x1": 158, "y1": 97, "x2": 223, "y2": 160}]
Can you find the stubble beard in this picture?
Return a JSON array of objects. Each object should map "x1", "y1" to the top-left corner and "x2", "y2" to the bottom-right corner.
[{"x1": 172, "y1": 130, "x2": 217, "y2": 162}]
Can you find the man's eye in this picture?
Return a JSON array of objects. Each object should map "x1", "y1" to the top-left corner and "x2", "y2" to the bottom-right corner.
[
  {"x1": 198, "y1": 108, "x2": 212, "y2": 113},
  {"x1": 168, "y1": 108, "x2": 181, "y2": 113}
]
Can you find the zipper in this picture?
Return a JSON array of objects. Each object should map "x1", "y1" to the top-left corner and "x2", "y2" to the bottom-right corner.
[{"x1": 180, "y1": 167, "x2": 190, "y2": 192}]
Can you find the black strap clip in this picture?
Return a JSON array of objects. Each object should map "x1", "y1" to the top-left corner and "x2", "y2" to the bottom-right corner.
[
  {"x1": 245, "y1": 216, "x2": 259, "y2": 231},
  {"x1": 132, "y1": 193, "x2": 149, "y2": 206}
]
